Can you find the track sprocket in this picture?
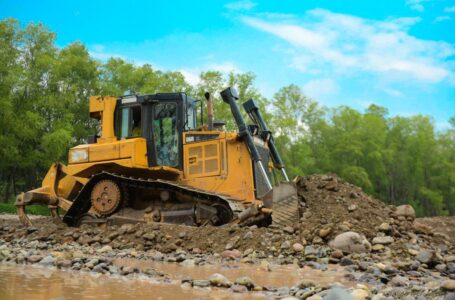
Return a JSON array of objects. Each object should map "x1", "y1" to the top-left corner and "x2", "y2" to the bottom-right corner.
[{"x1": 90, "y1": 179, "x2": 121, "y2": 215}]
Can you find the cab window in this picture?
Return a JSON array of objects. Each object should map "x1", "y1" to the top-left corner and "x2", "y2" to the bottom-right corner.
[
  {"x1": 153, "y1": 103, "x2": 178, "y2": 166},
  {"x1": 118, "y1": 106, "x2": 141, "y2": 139}
]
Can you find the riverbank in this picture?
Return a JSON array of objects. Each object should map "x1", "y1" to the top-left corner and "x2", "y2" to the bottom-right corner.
[{"x1": 1, "y1": 174, "x2": 454, "y2": 299}]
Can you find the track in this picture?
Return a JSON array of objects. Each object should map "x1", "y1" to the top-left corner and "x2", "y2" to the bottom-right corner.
[{"x1": 63, "y1": 171, "x2": 246, "y2": 227}]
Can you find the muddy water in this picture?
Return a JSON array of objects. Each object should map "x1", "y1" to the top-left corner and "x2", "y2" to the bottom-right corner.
[
  {"x1": 0, "y1": 264, "x2": 267, "y2": 300},
  {"x1": 114, "y1": 258, "x2": 351, "y2": 288},
  {"x1": 0, "y1": 260, "x2": 351, "y2": 300}
]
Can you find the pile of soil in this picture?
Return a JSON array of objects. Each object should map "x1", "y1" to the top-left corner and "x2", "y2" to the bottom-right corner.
[{"x1": 295, "y1": 174, "x2": 391, "y2": 240}]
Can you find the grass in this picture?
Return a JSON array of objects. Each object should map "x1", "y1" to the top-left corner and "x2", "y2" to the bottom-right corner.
[{"x1": 0, "y1": 202, "x2": 52, "y2": 216}]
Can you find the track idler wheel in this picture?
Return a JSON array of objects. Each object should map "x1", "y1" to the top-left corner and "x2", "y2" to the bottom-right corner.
[{"x1": 90, "y1": 179, "x2": 122, "y2": 216}]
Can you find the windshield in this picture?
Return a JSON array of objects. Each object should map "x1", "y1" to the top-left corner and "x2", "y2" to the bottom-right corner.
[{"x1": 153, "y1": 103, "x2": 178, "y2": 167}]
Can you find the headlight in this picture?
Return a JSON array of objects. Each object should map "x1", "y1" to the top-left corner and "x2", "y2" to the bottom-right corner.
[{"x1": 69, "y1": 149, "x2": 89, "y2": 163}]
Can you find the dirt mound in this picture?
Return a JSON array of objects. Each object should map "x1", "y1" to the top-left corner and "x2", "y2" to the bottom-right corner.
[
  {"x1": 417, "y1": 216, "x2": 455, "y2": 242},
  {"x1": 295, "y1": 174, "x2": 392, "y2": 241}
]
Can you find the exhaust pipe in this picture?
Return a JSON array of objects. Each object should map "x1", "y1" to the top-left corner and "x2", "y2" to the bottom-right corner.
[{"x1": 204, "y1": 92, "x2": 214, "y2": 131}]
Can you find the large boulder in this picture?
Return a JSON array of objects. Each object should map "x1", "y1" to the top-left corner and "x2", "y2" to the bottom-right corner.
[
  {"x1": 395, "y1": 205, "x2": 416, "y2": 218},
  {"x1": 328, "y1": 231, "x2": 371, "y2": 254}
]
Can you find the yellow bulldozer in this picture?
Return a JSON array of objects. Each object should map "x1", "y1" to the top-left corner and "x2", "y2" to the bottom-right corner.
[{"x1": 16, "y1": 87, "x2": 299, "y2": 227}]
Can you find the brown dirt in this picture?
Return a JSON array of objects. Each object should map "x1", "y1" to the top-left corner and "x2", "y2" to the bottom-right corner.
[
  {"x1": 416, "y1": 216, "x2": 455, "y2": 242},
  {"x1": 1, "y1": 174, "x2": 453, "y2": 257},
  {"x1": 295, "y1": 174, "x2": 392, "y2": 240}
]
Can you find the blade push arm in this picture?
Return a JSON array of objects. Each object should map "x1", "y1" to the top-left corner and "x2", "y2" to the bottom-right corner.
[
  {"x1": 220, "y1": 87, "x2": 273, "y2": 192},
  {"x1": 243, "y1": 99, "x2": 290, "y2": 182}
]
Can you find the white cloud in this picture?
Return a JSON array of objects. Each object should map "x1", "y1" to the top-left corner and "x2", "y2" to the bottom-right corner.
[
  {"x1": 225, "y1": 0, "x2": 256, "y2": 11},
  {"x1": 406, "y1": 0, "x2": 425, "y2": 12},
  {"x1": 179, "y1": 69, "x2": 201, "y2": 86},
  {"x1": 444, "y1": 6, "x2": 455, "y2": 13},
  {"x1": 383, "y1": 88, "x2": 404, "y2": 97},
  {"x1": 179, "y1": 62, "x2": 241, "y2": 86},
  {"x1": 302, "y1": 78, "x2": 339, "y2": 98},
  {"x1": 243, "y1": 9, "x2": 454, "y2": 84},
  {"x1": 433, "y1": 15, "x2": 451, "y2": 23}
]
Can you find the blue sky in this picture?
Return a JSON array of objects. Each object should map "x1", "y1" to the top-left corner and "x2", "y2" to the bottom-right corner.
[{"x1": 1, "y1": 0, "x2": 454, "y2": 129}]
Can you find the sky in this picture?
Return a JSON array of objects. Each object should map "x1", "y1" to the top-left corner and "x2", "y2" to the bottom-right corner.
[{"x1": 1, "y1": 0, "x2": 454, "y2": 129}]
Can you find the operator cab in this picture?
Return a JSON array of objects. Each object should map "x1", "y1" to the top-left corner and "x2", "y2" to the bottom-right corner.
[{"x1": 114, "y1": 93, "x2": 198, "y2": 169}]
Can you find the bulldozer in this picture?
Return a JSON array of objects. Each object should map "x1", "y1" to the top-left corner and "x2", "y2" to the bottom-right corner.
[{"x1": 16, "y1": 87, "x2": 299, "y2": 228}]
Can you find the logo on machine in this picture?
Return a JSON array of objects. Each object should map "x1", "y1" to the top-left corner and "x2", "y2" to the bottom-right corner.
[{"x1": 189, "y1": 156, "x2": 197, "y2": 164}]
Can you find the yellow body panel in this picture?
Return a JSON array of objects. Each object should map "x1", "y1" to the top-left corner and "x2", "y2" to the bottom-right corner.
[{"x1": 181, "y1": 131, "x2": 256, "y2": 202}]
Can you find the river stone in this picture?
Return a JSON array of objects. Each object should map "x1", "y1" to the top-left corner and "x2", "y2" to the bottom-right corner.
[
  {"x1": 38, "y1": 255, "x2": 55, "y2": 266},
  {"x1": 209, "y1": 273, "x2": 232, "y2": 288},
  {"x1": 372, "y1": 236, "x2": 394, "y2": 245},
  {"x1": 395, "y1": 205, "x2": 415, "y2": 218},
  {"x1": 378, "y1": 223, "x2": 391, "y2": 232},
  {"x1": 329, "y1": 231, "x2": 371, "y2": 254},
  {"x1": 142, "y1": 233, "x2": 156, "y2": 241},
  {"x1": 283, "y1": 226, "x2": 294, "y2": 234},
  {"x1": 416, "y1": 250, "x2": 435, "y2": 264},
  {"x1": 97, "y1": 245, "x2": 112, "y2": 253},
  {"x1": 221, "y1": 250, "x2": 241, "y2": 259},
  {"x1": 442, "y1": 280, "x2": 455, "y2": 291},
  {"x1": 234, "y1": 276, "x2": 255, "y2": 289},
  {"x1": 351, "y1": 288, "x2": 369, "y2": 300},
  {"x1": 28, "y1": 255, "x2": 43, "y2": 263},
  {"x1": 389, "y1": 275, "x2": 409, "y2": 287},
  {"x1": 192, "y1": 280, "x2": 211, "y2": 288},
  {"x1": 292, "y1": 243, "x2": 304, "y2": 252},
  {"x1": 231, "y1": 284, "x2": 248, "y2": 293},
  {"x1": 319, "y1": 227, "x2": 332, "y2": 238},
  {"x1": 181, "y1": 259, "x2": 195, "y2": 267}
]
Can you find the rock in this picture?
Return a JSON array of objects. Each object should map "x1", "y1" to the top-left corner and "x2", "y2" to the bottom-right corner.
[
  {"x1": 243, "y1": 231, "x2": 253, "y2": 240},
  {"x1": 389, "y1": 275, "x2": 409, "y2": 287},
  {"x1": 372, "y1": 236, "x2": 394, "y2": 245},
  {"x1": 27, "y1": 255, "x2": 43, "y2": 263},
  {"x1": 348, "y1": 204, "x2": 357, "y2": 212},
  {"x1": 180, "y1": 259, "x2": 195, "y2": 267},
  {"x1": 331, "y1": 249, "x2": 344, "y2": 259},
  {"x1": 192, "y1": 280, "x2": 211, "y2": 288},
  {"x1": 209, "y1": 273, "x2": 232, "y2": 288},
  {"x1": 416, "y1": 250, "x2": 436, "y2": 265},
  {"x1": 441, "y1": 280, "x2": 455, "y2": 291},
  {"x1": 292, "y1": 243, "x2": 304, "y2": 252},
  {"x1": 295, "y1": 279, "x2": 316, "y2": 288},
  {"x1": 142, "y1": 233, "x2": 156, "y2": 241},
  {"x1": 38, "y1": 255, "x2": 55, "y2": 266},
  {"x1": 340, "y1": 257, "x2": 354, "y2": 266},
  {"x1": 395, "y1": 205, "x2": 415, "y2": 218},
  {"x1": 230, "y1": 284, "x2": 248, "y2": 293},
  {"x1": 234, "y1": 276, "x2": 255, "y2": 289},
  {"x1": 444, "y1": 293, "x2": 455, "y2": 300},
  {"x1": 436, "y1": 263, "x2": 447, "y2": 272},
  {"x1": 372, "y1": 244, "x2": 385, "y2": 251},
  {"x1": 351, "y1": 288, "x2": 369, "y2": 300},
  {"x1": 412, "y1": 222, "x2": 431, "y2": 235},
  {"x1": 283, "y1": 226, "x2": 294, "y2": 234},
  {"x1": 378, "y1": 223, "x2": 391, "y2": 232},
  {"x1": 329, "y1": 231, "x2": 371, "y2": 254},
  {"x1": 26, "y1": 227, "x2": 38, "y2": 234},
  {"x1": 304, "y1": 245, "x2": 318, "y2": 256},
  {"x1": 97, "y1": 245, "x2": 112, "y2": 253},
  {"x1": 221, "y1": 250, "x2": 241, "y2": 259},
  {"x1": 225, "y1": 236, "x2": 240, "y2": 250},
  {"x1": 319, "y1": 227, "x2": 332, "y2": 238},
  {"x1": 281, "y1": 240, "x2": 291, "y2": 249}
]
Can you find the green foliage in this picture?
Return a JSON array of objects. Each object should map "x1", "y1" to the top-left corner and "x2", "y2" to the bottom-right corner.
[{"x1": 0, "y1": 18, "x2": 453, "y2": 217}]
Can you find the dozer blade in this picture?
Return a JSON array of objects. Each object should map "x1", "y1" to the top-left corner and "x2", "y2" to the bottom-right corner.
[{"x1": 271, "y1": 182, "x2": 300, "y2": 226}]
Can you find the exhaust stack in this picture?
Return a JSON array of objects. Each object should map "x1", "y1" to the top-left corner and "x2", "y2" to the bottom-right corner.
[{"x1": 204, "y1": 92, "x2": 214, "y2": 131}]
